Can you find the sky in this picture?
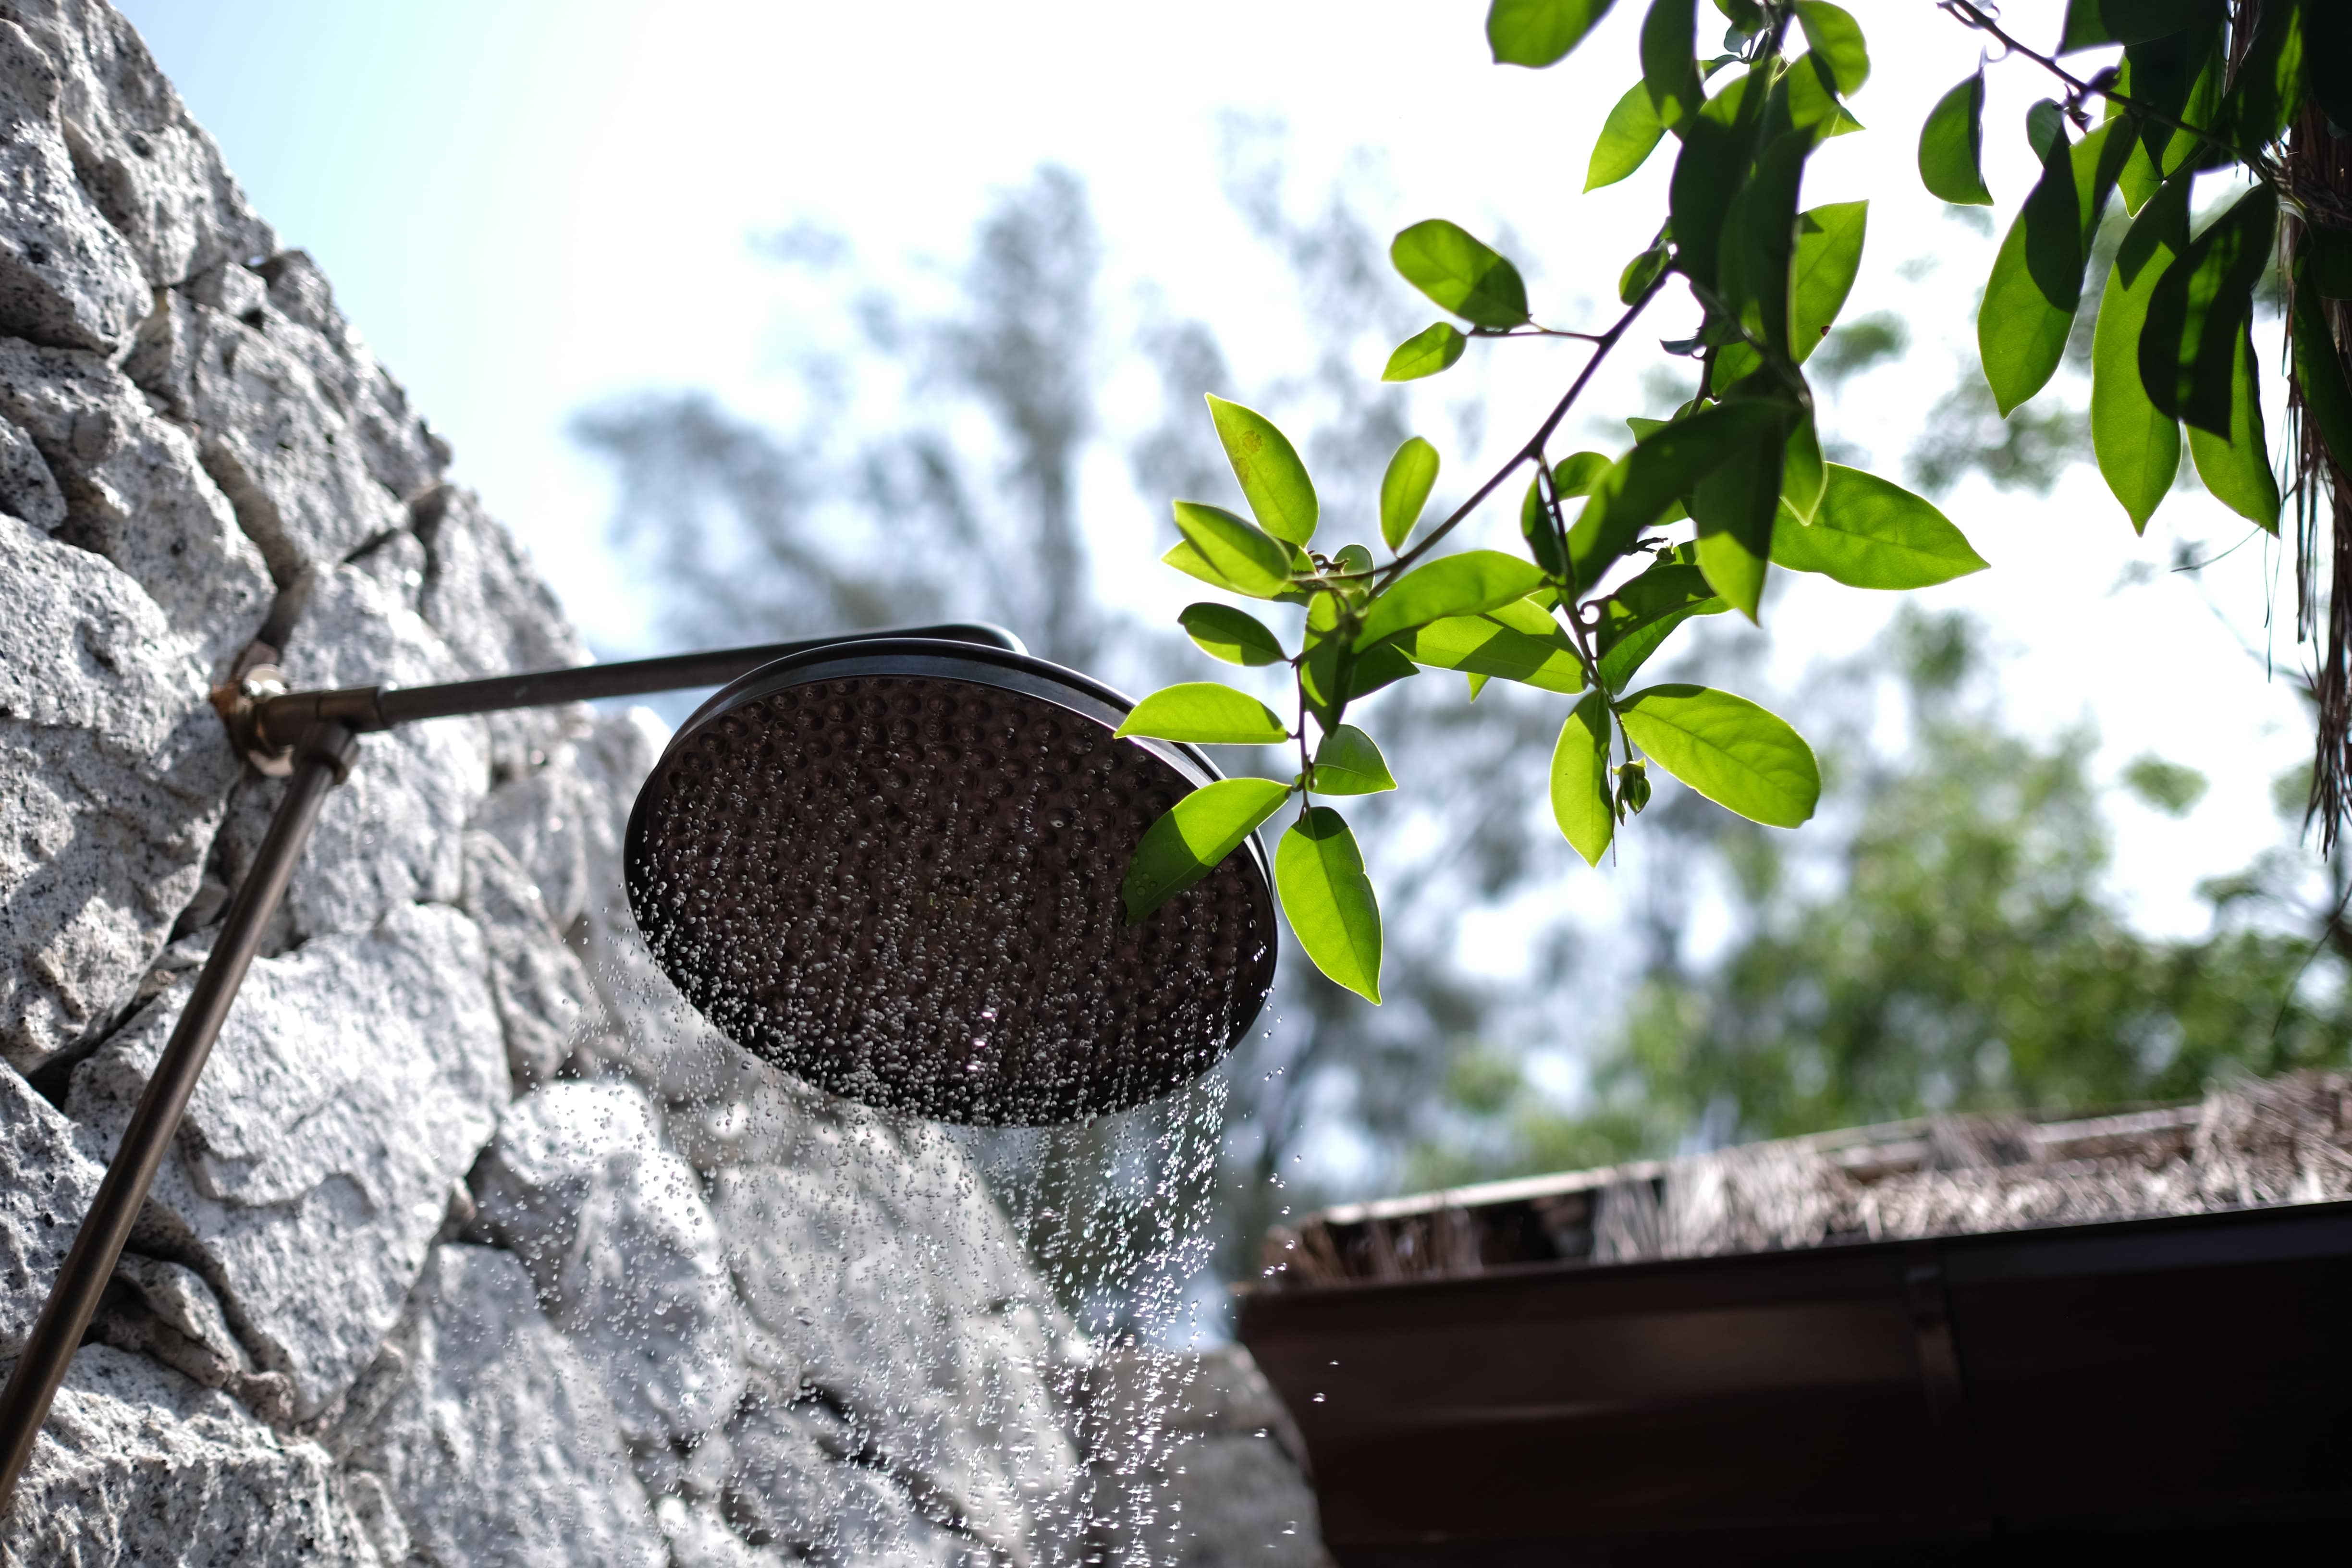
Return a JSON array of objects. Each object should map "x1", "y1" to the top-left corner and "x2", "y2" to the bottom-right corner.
[{"x1": 114, "y1": 0, "x2": 2321, "y2": 954}]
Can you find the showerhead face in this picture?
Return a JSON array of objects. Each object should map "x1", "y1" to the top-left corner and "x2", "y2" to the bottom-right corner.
[{"x1": 624, "y1": 639, "x2": 1279, "y2": 1125}]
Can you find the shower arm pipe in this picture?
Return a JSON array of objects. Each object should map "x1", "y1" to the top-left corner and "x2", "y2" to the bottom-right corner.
[{"x1": 0, "y1": 621, "x2": 1022, "y2": 1515}]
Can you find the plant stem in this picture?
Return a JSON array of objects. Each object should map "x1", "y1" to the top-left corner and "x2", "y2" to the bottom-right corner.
[{"x1": 1379, "y1": 270, "x2": 1672, "y2": 587}]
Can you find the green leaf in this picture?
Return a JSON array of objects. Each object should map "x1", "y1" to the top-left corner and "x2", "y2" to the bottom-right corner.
[
  {"x1": 2295, "y1": 260, "x2": 2352, "y2": 482},
  {"x1": 2185, "y1": 320, "x2": 2280, "y2": 532},
  {"x1": 1589, "y1": 79, "x2": 1669, "y2": 190},
  {"x1": 1170, "y1": 501, "x2": 1295, "y2": 599},
  {"x1": 1346, "y1": 642, "x2": 1420, "y2": 703},
  {"x1": 1308, "y1": 725, "x2": 1397, "y2": 795},
  {"x1": 1520, "y1": 470, "x2": 1567, "y2": 577},
  {"x1": 1793, "y1": 1, "x2": 1868, "y2": 95},
  {"x1": 1918, "y1": 73, "x2": 1994, "y2": 204},
  {"x1": 1178, "y1": 602, "x2": 1287, "y2": 667},
  {"x1": 1550, "y1": 692, "x2": 1616, "y2": 866},
  {"x1": 1355, "y1": 550, "x2": 1548, "y2": 649},
  {"x1": 2091, "y1": 191, "x2": 2183, "y2": 533},
  {"x1": 1334, "y1": 543, "x2": 1376, "y2": 577},
  {"x1": 1718, "y1": 131, "x2": 1809, "y2": 355},
  {"x1": 1617, "y1": 684, "x2": 1820, "y2": 827},
  {"x1": 1401, "y1": 598, "x2": 1587, "y2": 695},
  {"x1": 1206, "y1": 395, "x2": 1317, "y2": 547},
  {"x1": 1390, "y1": 220, "x2": 1530, "y2": 329},
  {"x1": 1668, "y1": 68, "x2": 1761, "y2": 289},
  {"x1": 1641, "y1": 0, "x2": 1704, "y2": 134},
  {"x1": 2206, "y1": 0, "x2": 2303, "y2": 149},
  {"x1": 2140, "y1": 183, "x2": 2278, "y2": 436},
  {"x1": 1574, "y1": 398, "x2": 1787, "y2": 592},
  {"x1": 2059, "y1": 0, "x2": 2218, "y2": 53},
  {"x1": 1980, "y1": 122, "x2": 2123, "y2": 415},
  {"x1": 1783, "y1": 51, "x2": 1864, "y2": 142},
  {"x1": 1782, "y1": 415, "x2": 1826, "y2": 523},
  {"x1": 1596, "y1": 557, "x2": 1725, "y2": 689},
  {"x1": 1466, "y1": 672, "x2": 1491, "y2": 701},
  {"x1": 1619, "y1": 242, "x2": 1672, "y2": 304},
  {"x1": 1380, "y1": 436, "x2": 1440, "y2": 551},
  {"x1": 1789, "y1": 200, "x2": 1867, "y2": 365},
  {"x1": 1121, "y1": 777, "x2": 1293, "y2": 922},
  {"x1": 1115, "y1": 682, "x2": 1290, "y2": 745},
  {"x1": 1488, "y1": 0, "x2": 1616, "y2": 67},
  {"x1": 1277, "y1": 808, "x2": 1383, "y2": 1003},
  {"x1": 1770, "y1": 465, "x2": 1990, "y2": 588},
  {"x1": 1383, "y1": 321, "x2": 1469, "y2": 382},
  {"x1": 1554, "y1": 451, "x2": 1612, "y2": 498},
  {"x1": 1689, "y1": 399, "x2": 1793, "y2": 620}
]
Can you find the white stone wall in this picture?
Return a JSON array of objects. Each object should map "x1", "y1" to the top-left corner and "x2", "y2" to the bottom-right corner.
[{"x1": 0, "y1": 5, "x2": 1325, "y2": 1563}]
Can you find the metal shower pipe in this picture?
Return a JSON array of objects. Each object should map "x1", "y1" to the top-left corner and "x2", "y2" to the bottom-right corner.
[{"x1": 0, "y1": 623, "x2": 1022, "y2": 1513}]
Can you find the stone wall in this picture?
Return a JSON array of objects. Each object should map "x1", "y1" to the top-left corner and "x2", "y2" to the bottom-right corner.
[{"x1": 0, "y1": 4, "x2": 1325, "y2": 1562}]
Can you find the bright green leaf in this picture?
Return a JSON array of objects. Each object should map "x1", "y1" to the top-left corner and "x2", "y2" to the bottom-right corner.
[
  {"x1": 1918, "y1": 73, "x2": 1995, "y2": 205},
  {"x1": 1783, "y1": 415, "x2": 1826, "y2": 523},
  {"x1": 1769, "y1": 465, "x2": 1990, "y2": 588},
  {"x1": 1620, "y1": 242, "x2": 1672, "y2": 304},
  {"x1": 1121, "y1": 777, "x2": 1293, "y2": 922},
  {"x1": 1171, "y1": 501, "x2": 1295, "y2": 599},
  {"x1": 2185, "y1": 320, "x2": 2280, "y2": 532},
  {"x1": 1550, "y1": 692, "x2": 1616, "y2": 866},
  {"x1": 1617, "y1": 684, "x2": 1820, "y2": 827},
  {"x1": 1641, "y1": 0, "x2": 1704, "y2": 134},
  {"x1": 1206, "y1": 395, "x2": 1318, "y2": 547},
  {"x1": 1589, "y1": 80, "x2": 1668, "y2": 190},
  {"x1": 1308, "y1": 725, "x2": 1397, "y2": 795},
  {"x1": 1554, "y1": 451, "x2": 1612, "y2": 498},
  {"x1": 1391, "y1": 220, "x2": 1530, "y2": 329},
  {"x1": 1115, "y1": 682, "x2": 1290, "y2": 745},
  {"x1": 1277, "y1": 808, "x2": 1383, "y2": 1003},
  {"x1": 1980, "y1": 122, "x2": 2123, "y2": 415},
  {"x1": 1784, "y1": 51, "x2": 1864, "y2": 141},
  {"x1": 1488, "y1": 0, "x2": 1617, "y2": 67},
  {"x1": 1789, "y1": 201, "x2": 1867, "y2": 365},
  {"x1": 2091, "y1": 197, "x2": 2183, "y2": 533},
  {"x1": 1380, "y1": 436, "x2": 1440, "y2": 551},
  {"x1": 1354, "y1": 550, "x2": 1547, "y2": 649},
  {"x1": 1793, "y1": 1, "x2": 1868, "y2": 95},
  {"x1": 1178, "y1": 602, "x2": 1288, "y2": 667},
  {"x1": 1402, "y1": 600, "x2": 1587, "y2": 694},
  {"x1": 1383, "y1": 321, "x2": 1470, "y2": 381}
]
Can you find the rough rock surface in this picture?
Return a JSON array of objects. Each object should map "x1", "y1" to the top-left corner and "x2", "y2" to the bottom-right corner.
[{"x1": 0, "y1": 3, "x2": 1326, "y2": 1563}]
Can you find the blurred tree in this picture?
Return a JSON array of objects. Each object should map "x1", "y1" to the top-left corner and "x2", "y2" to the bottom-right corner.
[{"x1": 1408, "y1": 609, "x2": 2352, "y2": 1190}]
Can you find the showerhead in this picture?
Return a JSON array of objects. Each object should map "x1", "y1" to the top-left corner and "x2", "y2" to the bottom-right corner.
[{"x1": 624, "y1": 639, "x2": 1279, "y2": 1125}]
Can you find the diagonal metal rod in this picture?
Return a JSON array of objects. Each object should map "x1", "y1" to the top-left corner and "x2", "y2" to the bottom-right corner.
[{"x1": 0, "y1": 623, "x2": 1020, "y2": 1513}]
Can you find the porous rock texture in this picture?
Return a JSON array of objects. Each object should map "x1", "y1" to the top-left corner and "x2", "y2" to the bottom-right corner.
[{"x1": 0, "y1": 4, "x2": 1323, "y2": 1564}]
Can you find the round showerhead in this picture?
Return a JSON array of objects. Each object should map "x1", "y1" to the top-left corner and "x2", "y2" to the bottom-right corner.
[{"x1": 624, "y1": 639, "x2": 1279, "y2": 1125}]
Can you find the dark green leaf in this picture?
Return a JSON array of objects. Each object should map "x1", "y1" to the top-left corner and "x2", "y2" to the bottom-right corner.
[
  {"x1": 1115, "y1": 682, "x2": 1291, "y2": 745},
  {"x1": 2092, "y1": 188, "x2": 2183, "y2": 532},
  {"x1": 1391, "y1": 220, "x2": 1530, "y2": 329},
  {"x1": 1918, "y1": 72, "x2": 1993, "y2": 205},
  {"x1": 1596, "y1": 556, "x2": 1725, "y2": 689},
  {"x1": 1308, "y1": 724, "x2": 1397, "y2": 795},
  {"x1": 2206, "y1": 0, "x2": 2303, "y2": 149},
  {"x1": 1641, "y1": 0, "x2": 1704, "y2": 133},
  {"x1": 1355, "y1": 550, "x2": 1548, "y2": 649},
  {"x1": 2295, "y1": 263, "x2": 2352, "y2": 482},
  {"x1": 1619, "y1": 242, "x2": 1672, "y2": 304},
  {"x1": 1178, "y1": 602, "x2": 1288, "y2": 667},
  {"x1": 1668, "y1": 68, "x2": 1761, "y2": 289},
  {"x1": 1206, "y1": 395, "x2": 1317, "y2": 546},
  {"x1": 2058, "y1": 0, "x2": 2218, "y2": 53},
  {"x1": 1380, "y1": 436, "x2": 1440, "y2": 552},
  {"x1": 1551, "y1": 692, "x2": 1616, "y2": 866},
  {"x1": 1171, "y1": 500, "x2": 1296, "y2": 598},
  {"x1": 1276, "y1": 807, "x2": 1383, "y2": 1003},
  {"x1": 1520, "y1": 470, "x2": 1567, "y2": 576},
  {"x1": 1384, "y1": 321, "x2": 1470, "y2": 381},
  {"x1": 1793, "y1": 1, "x2": 1868, "y2": 94},
  {"x1": 1574, "y1": 399, "x2": 1787, "y2": 593},
  {"x1": 1590, "y1": 80, "x2": 1669, "y2": 190},
  {"x1": 1401, "y1": 597, "x2": 1586, "y2": 694},
  {"x1": 1980, "y1": 122, "x2": 2124, "y2": 414},
  {"x1": 2309, "y1": 229, "x2": 2352, "y2": 301},
  {"x1": 1689, "y1": 400, "x2": 1793, "y2": 620},
  {"x1": 1617, "y1": 683, "x2": 1820, "y2": 827},
  {"x1": 1769, "y1": 464, "x2": 1990, "y2": 588},
  {"x1": 1122, "y1": 776, "x2": 1293, "y2": 922},
  {"x1": 2311, "y1": 2, "x2": 2352, "y2": 135},
  {"x1": 1346, "y1": 641, "x2": 1421, "y2": 703},
  {"x1": 2139, "y1": 183, "x2": 2278, "y2": 435},
  {"x1": 2185, "y1": 320, "x2": 2279, "y2": 531},
  {"x1": 1718, "y1": 132, "x2": 1809, "y2": 355},
  {"x1": 1488, "y1": 0, "x2": 1617, "y2": 68},
  {"x1": 2025, "y1": 99, "x2": 2068, "y2": 163},
  {"x1": 1789, "y1": 200, "x2": 1867, "y2": 365}
]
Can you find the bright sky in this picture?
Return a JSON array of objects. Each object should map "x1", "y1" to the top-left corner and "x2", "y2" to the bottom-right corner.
[{"x1": 118, "y1": 0, "x2": 2319, "y2": 952}]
